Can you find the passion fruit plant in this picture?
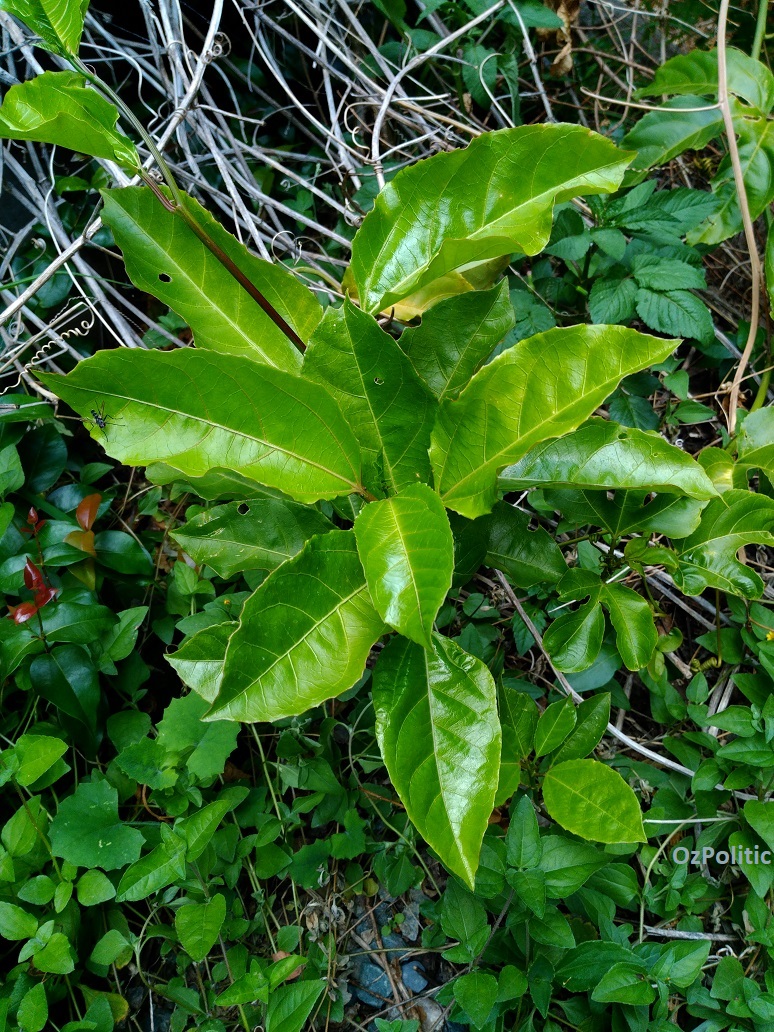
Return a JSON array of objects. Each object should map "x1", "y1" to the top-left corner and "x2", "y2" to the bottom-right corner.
[{"x1": 6, "y1": 0, "x2": 774, "y2": 894}]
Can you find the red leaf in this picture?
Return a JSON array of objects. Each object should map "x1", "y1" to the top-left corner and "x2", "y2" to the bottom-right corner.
[
  {"x1": 23, "y1": 558, "x2": 46, "y2": 593},
  {"x1": 34, "y1": 585, "x2": 57, "y2": 609},
  {"x1": 8, "y1": 602, "x2": 39, "y2": 624},
  {"x1": 76, "y1": 493, "x2": 102, "y2": 532}
]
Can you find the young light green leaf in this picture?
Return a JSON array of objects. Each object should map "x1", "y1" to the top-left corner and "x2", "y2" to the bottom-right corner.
[
  {"x1": 175, "y1": 894, "x2": 226, "y2": 962},
  {"x1": 38, "y1": 349, "x2": 364, "y2": 504},
  {"x1": 76, "y1": 869, "x2": 116, "y2": 906},
  {"x1": 352, "y1": 124, "x2": 632, "y2": 314},
  {"x1": 373, "y1": 634, "x2": 501, "y2": 888},
  {"x1": 172, "y1": 498, "x2": 333, "y2": 579},
  {"x1": 399, "y1": 282, "x2": 515, "y2": 400},
  {"x1": 430, "y1": 324, "x2": 678, "y2": 518},
  {"x1": 0, "y1": 901, "x2": 38, "y2": 940},
  {"x1": 2, "y1": 0, "x2": 89, "y2": 56},
  {"x1": 602, "y1": 582, "x2": 658, "y2": 670},
  {"x1": 17, "y1": 981, "x2": 47, "y2": 1032},
  {"x1": 176, "y1": 798, "x2": 235, "y2": 861},
  {"x1": 543, "y1": 759, "x2": 646, "y2": 843},
  {"x1": 499, "y1": 419, "x2": 716, "y2": 499},
  {"x1": 50, "y1": 780, "x2": 144, "y2": 871},
  {"x1": 671, "y1": 490, "x2": 774, "y2": 597},
  {"x1": 736, "y1": 408, "x2": 774, "y2": 483},
  {"x1": 157, "y1": 693, "x2": 238, "y2": 782},
  {"x1": 303, "y1": 300, "x2": 436, "y2": 494},
  {"x1": 0, "y1": 72, "x2": 137, "y2": 168},
  {"x1": 101, "y1": 188, "x2": 319, "y2": 370},
  {"x1": 484, "y1": 502, "x2": 566, "y2": 587},
  {"x1": 208, "y1": 530, "x2": 386, "y2": 721},
  {"x1": 354, "y1": 484, "x2": 454, "y2": 646}
]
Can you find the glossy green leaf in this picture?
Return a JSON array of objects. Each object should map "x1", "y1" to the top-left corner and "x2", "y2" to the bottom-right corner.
[
  {"x1": 430, "y1": 324, "x2": 677, "y2": 518},
  {"x1": 505, "y1": 795, "x2": 542, "y2": 869},
  {"x1": 353, "y1": 484, "x2": 454, "y2": 646},
  {"x1": 351, "y1": 124, "x2": 632, "y2": 314},
  {"x1": 50, "y1": 780, "x2": 144, "y2": 871},
  {"x1": 172, "y1": 498, "x2": 333, "y2": 579},
  {"x1": 622, "y1": 96, "x2": 724, "y2": 176},
  {"x1": 591, "y1": 964, "x2": 656, "y2": 1005},
  {"x1": 399, "y1": 282, "x2": 515, "y2": 400},
  {"x1": 12, "y1": 734, "x2": 67, "y2": 786},
  {"x1": 743, "y1": 800, "x2": 774, "y2": 849},
  {"x1": 208, "y1": 530, "x2": 386, "y2": 721},
  {"x1": 483, "y1": 502, "x2": 566, "y2": 587},
  {"x1": 540, "y1": 600, "x2": 605, "y2": 674},
  {"x1": 551, "y1": 693, "x2": 611, "y2": 763},
  {"x1": 544, "y1": 487, "x2": 707, "y2": 538},
  {"x1": 602, "y1": 582, "x2": 658, "y2": 670},
  {"x1": 265, "y1": 980, "x2": 325, "y2": 1032},
  {"x1": 1, "y1": 0, "x2": 89, "y2": 54},
  {"x1": 671, "y1": 490, "x2": 774, "y2": 597},
  {"x1": 635, "y1": 47, "x2": 774, "y2": 113},
  {"x1": 374, "y1": 634, "x2": 501, "y2": 888},
  {"x1": 303, "y1": 300, "x2": 435, "y2": 493},
  {"x1": 0, "y1": 72, "x2": 137, "y2": 168},
  {"x1": 0, "y1": 901, "x2": 37, "y2": 940},
  {"x1": 29, "y1": 644, "x2": 101, "y2": 751},
  {"x1": 689, "y1": 113, "x2": 774, "y2": 245},
  {"x1": 39, "y1": 349, "x2": 364, "y2": 504},
  {"x1": 543, "y1": 759, "x2": 645, "y2": 843},
  {"x1": 101, "y1": 188, "x2": 318, "y2": 370},
  {"x1": 176, "y1": 798, "x2": 235, "y2": 861},
  {"x1": 737, "y1": 408, "x2": 774, "y2": 483},
  {"x1": 499, "y1": 419, "x2": 716, "y2": 498},
  {"x1": 166, "y1": 621, "x2": 232, "y2": 703},
  {"x1": 116, "y1": 836, "x2": 187, "y2": 901},
  {"x1": 175, "y1": 894, "x2": 226, "y2": 962},
  {"x1": 534, "y1": 696, "x2": 576, "y2": 757}
]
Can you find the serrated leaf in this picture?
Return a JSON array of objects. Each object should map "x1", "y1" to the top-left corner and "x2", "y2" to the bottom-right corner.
[
  {"x1": 101, "y1": 188, "x2": 318, "y2": 370},
  {"x1": 671, "y1": 489, "x2": 774, "y2": 597},
  {"x1": 353, "y1": 484, "x2": 453, "y2": 646},
  {"x1": 499, "y1": 419, "x2": 716, "y2": 499},
  {"x1": 172, "y1": 498, "x2": 333, "y2": 579},
  {"x1": 635, "y1": 47, "x2": 774, "y2": 113},
  {"x1": 483, "y1": 502, "x2": 566, "y2": 587},
  {"x1": 50, "y1": 780, "x2": 144, "y2": 871},
  {"x1": 399, "y1": 282, "x2": 515, "y2": 400},
  {"x1": 303, "y1": 300, "x2": 435, "y2": 494},
  {"x1": 208, "y1": 530, "x2": 386, "y2": 721},
  {"x1": 351, "y1": 125, "x2": 632, "y2": 313},
  {"x1": 0, "y1": 71, "x2": 137, "y2": 167},
  {"x1": 1, "y1": 0, "x2": 89, "y2": 55},
  {"x1": 634, "y1": 287, "x2": 714, "y2": 345},
  {"x1": 631, "y1": 255, "x2": 706, "y2": 291},
  {"x1": 431, "y1": 324, "x2": 677, "y2": 518},
  {"x1": 175, "y1": 894, "x2": 226, "y2": 962},
  {"x1": 374, "y1": 634, "x2": 501, "y2": 888},
  {"x1": 38, "y1": 349, "x2": 364, "y2": 504},
  {"x1": 543, "y1": 759, "x2": 645, "y2": 843},
  {"x1": 622, "y1": 96, "x2": 724, "y2": 176},
  {"x1": 588, "y1": 276, "x2": 637, "y2": 324}
]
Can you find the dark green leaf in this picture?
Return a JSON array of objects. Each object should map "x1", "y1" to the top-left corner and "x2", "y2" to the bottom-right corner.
[{"x1": 484, "y1": 502, "x2": 566, "y2": 587}]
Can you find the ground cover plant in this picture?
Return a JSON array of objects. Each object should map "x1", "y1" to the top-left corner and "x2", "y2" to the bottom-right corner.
[{"x1": 0, "y1": 0, "x2": 774, "y2": 1030}]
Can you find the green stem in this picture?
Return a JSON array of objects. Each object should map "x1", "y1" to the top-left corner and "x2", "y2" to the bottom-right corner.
[{"x1": 751, "y1": 0, "x2": 770, "y2": 60}]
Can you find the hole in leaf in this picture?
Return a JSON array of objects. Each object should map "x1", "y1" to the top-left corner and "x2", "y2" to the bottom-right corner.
[
  {"x1": 374, "y1": 377, "x2": 384, "y2": 385},
  {"x1": 158, "y1": 273, "x2": 172, "y2": 283},
  {"x1": 237, "y1": 503, "x2": 250, "y2": 515}
]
